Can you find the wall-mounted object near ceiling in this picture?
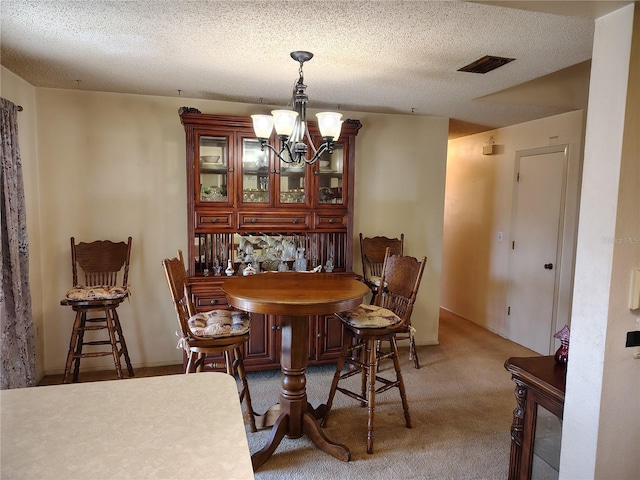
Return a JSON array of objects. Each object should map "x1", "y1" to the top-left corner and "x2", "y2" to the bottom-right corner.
[
  {"x1": 458, "y1": 55, "x2": 515, "y2": 74},
  {"x1": 483, "y1": 144, "x2": 497, "y2": 155},
  {"x1": 483, "y1": 135, "x2": 497, "y2": 155}
]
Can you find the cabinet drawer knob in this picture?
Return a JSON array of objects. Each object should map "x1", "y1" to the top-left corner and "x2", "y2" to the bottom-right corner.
[
  {"x1": 328, "y1": 218, "x2": 335, "y2": 224},
  {"x1": 211, "y1": 218, "x2": 218, "y2": 223},
  {"x1": 210, "y1": 299, "x2": 217, "y2": 305},
  {"x1": 317, "y1": 333, "x2": 322, "y2": 338},
  {"x1": 293, "y1": 218, "x2": 298, "y2": 224},
  {"x1": 271, "y1": 325, "x2": 281, "y2": 330},
  {"x1": 251, "y1": 218, "x2": 257, "y2": 223},
  {"x1": 228, "y1": 167, "x2": 234, "y2": 172}
]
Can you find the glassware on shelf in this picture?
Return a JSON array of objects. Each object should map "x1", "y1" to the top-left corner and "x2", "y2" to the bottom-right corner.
[
  {"x1": 225, "y1": 259, "x2": 234, "y2": 276},
  {"x1": 325, "y1": 257, "x2": 334, "y2": 273},
  {"x1": 294, "y1": 247, "x2": 307, "y2": 272},
  {"x1": 238, "y1": 261, "x2": 247, "y2": 275}
]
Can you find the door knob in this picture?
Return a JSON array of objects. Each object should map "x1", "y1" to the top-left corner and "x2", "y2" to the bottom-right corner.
[{"x1": 544, "y1": 263, "x2": 554, "y2": 270}]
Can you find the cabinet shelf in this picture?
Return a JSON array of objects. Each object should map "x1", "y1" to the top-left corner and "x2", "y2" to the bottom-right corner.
[{"x1": 201, "y1": 166, "x2": 227, "y2": 173}]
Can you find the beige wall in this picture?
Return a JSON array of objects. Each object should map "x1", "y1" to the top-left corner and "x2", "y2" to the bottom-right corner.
[
  {"x1": 443, "y1": 110, "x2": 584, "y2": 341},
  {"x1": 562, "y1": 4, "x2": 640, "y2": 479},
  {"x1": 1, "y1": 73, "x2": 448, "y2": 375},
  {"x1": 354, "y1": 113, "x2": 448, "y2": 346}
]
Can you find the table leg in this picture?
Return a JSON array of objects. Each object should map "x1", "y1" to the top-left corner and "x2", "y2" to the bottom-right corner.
[
  {"x1": 302, "y1": 410, "x2": 350, "y2": 462},
  {"x1": 251, "y1": 414, "x2": 289, "y2": 470},
  {"x1": 508, "y1": 380, "x2": 527, "y2": 480},
  {"x1": 251, "y1": 314, "x2": 350, "y2": 470}
]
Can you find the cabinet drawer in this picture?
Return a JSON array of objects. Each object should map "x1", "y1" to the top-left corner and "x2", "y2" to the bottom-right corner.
[
  {"x1": 193, "y1": 294, "x2": 230, "y2": 311},
  {"x1": 195, "y1": 211, "x2": 234, "y2": 229},
  {"x1": 314, "y1": 213, "x2": 348, "y2": 229},
  {"x1": 237, "y1": 212, "x2": 310, "y2": 230}
]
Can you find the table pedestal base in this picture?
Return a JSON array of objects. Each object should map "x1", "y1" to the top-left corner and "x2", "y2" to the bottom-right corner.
[
  {"x1": 251, "y1": 315, "x2": 351, "y2": 471},
  {"x1": 251, "y1": 405, "x2": 350, "y2": 470}
]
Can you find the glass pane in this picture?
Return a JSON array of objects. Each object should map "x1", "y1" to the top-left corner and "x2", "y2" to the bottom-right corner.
[
  {"x1": 317, "y1": 142, "x2": 344, "y2": 205},
  {"x1": 242, "y1": 138, "x2": 269, "y2": 203},
  {"x1": 199, "y1": 136, "x2": 228, "y2": 203},
  {"x1": 532, "y1": 405, "x2": 562, "y2": 480},
  {"x1": 280, "y1": 150, "x2": 306, "y2": 204}
]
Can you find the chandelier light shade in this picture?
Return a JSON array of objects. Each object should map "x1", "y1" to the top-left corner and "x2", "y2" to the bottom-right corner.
[
  {"x1": 316, "y1": 112, "x2": 343, "y2": 139},
  {"x1": 251, "y1": 51, "x2": 343, "y2": 165},
  {"x1": 251, "y1": 114, "x2": 275, "y2": 139},
  {"x1": 271, "y1": 110, "x2": 298, "y2": 137}
]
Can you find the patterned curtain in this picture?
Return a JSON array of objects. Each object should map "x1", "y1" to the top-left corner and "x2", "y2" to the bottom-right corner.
[{"x1": 1, "y1": 98, "x2": 36, "y2": 389}]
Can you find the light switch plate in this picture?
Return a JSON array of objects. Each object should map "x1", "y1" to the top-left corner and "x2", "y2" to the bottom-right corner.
[{"x1": 630, "y1": 268, "x2": 640, "y2": 310}]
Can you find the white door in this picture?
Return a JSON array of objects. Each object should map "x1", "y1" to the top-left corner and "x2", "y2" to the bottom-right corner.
[{"x1": 507, "y1": 146, "x2": 567, "y2": 354}]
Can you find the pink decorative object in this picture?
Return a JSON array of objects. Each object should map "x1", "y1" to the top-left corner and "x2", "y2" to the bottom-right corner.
[{"x1": 553, "y1": 325, "x2": 570, "y2": 364}]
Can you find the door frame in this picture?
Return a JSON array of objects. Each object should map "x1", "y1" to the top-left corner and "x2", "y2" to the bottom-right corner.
[{"x1": 507, "y1": 144, "x2": 572, "y2": 354}]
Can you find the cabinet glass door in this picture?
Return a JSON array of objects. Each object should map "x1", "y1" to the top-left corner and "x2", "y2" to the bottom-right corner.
[
  {"x1": 532, "y1": 405, "x2": 562, "y2": 479},
  {"x1": 241, "y1": 136, "x2": 270, "y2": 204},
  {"x1": 198, "y1": 135, "x2": 229, "y2": 204},
  {"x1": 316, "y1": 142, "x2": 345, "y2": 205},
  {"x1": 279, "y1": 150, "x2": 308, "y2": 205}
]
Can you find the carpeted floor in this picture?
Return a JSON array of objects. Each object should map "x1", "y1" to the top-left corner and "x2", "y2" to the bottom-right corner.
[{"x1": 245, "y1": 309, "x2": 537, "y2": 479}]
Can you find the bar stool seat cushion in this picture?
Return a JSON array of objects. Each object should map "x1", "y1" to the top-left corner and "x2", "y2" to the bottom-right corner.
[
  {"x1": 368, "y1": 276, "x2": 388, "y2": 289},
  {"x1": 337, "y1": 304, "x2": 401, "y2": 329},
  {"x1": 66, "y1": 285, "x2": 128, "y2": 301},
  {"x1": 187, "y1": 310, "x2": 250, "y2": 338}
]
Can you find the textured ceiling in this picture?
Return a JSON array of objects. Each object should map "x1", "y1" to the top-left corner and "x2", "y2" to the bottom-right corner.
[{"x1": 0, "y1": 1, "x2": 631, "y2": 137}]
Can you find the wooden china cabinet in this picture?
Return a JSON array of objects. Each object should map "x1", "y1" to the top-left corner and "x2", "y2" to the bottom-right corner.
[{"x1": 179, "y1": 108, "x2": 362, "y2": 371}]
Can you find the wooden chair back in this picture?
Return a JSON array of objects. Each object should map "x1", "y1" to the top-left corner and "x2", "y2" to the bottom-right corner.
[
  {"x1": 161, "y1": 250, "x2": 195, "y2": 338},
  {"x1": 359, "y1": 233, "x2": 404, "y2": 283},
  {"x1": 71, "y1": 237, "x2": 132, "y2": 288},
  {"x1": 374, "y1": 247, "x2": 427, "y2": 328}
]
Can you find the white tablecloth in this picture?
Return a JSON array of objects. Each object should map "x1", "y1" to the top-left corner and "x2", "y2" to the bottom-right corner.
[{"x1": 1, "y1": 372, "x2": 253, "y2": 479}]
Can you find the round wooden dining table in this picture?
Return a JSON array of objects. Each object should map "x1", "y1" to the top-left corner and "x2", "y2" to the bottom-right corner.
[{"x1": 222, "y1": 272, "x2": 369, "y2": 470}]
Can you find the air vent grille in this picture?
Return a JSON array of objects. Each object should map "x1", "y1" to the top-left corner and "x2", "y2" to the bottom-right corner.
[{"x1": 458, "y1": 55, "x2": 515, "y2": 74}]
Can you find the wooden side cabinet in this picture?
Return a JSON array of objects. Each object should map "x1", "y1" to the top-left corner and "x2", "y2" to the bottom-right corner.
[
  {"x1": 180, "y1": 109, "x2": 362, "y2": 372},
  {"x1": 505, "y1": 356, "x2": 566, "y2": 480}
]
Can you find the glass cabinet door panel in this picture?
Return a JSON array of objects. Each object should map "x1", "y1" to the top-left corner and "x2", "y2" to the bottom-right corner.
[
  {"x1": 317, "y1": 142, "x2": 345, "y2": 205},
  {"x1": 198, "y1": 135, "x2": 229, "y2": 203},
  {"x1": 241, "y1": 137, "x2": 270, "y2": 204},
  {"x1": 532, "y1": 405, "x2": 562, "y2": 480},
  {"x1": 279, "y1": 150, "x2": 307, "y2": 205}
]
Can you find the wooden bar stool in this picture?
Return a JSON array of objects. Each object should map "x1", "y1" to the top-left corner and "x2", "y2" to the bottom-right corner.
[
  {"x1": 60, "y1": 237, "x2": 134, "y2": 383},
  {"x1": 359, "y1": 233, "x2": 404, "y2": 304},
  {"x1": 323, "y1": 248, "x2": 426, "y2": 453},
  {"x1": 162, "y1": 250, "x2": 257, "y2": 432}
]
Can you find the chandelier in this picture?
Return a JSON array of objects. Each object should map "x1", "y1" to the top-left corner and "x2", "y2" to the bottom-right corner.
[{"x1": 251, "y1": 51, "x2": 343, "y2": 166}]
